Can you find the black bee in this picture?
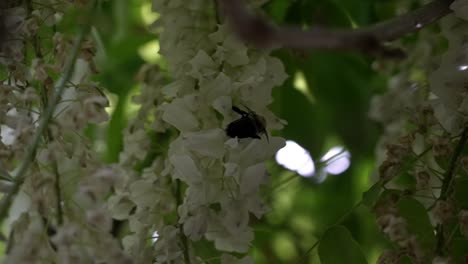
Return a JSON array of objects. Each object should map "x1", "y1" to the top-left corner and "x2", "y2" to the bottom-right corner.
[{"x1": 226, "y1": 105, "x2": 269, "y2": 141}]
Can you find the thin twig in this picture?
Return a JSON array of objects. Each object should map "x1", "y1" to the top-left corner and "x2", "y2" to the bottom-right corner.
[
  {"x1": 218, "y1": 0, "x2": 453, "y2": 54},
  {"x1": 52, "y1": 160, "x2": 63, "y2": 225},
  {"x1": 297, "y1": 201, "x2": 363, "y2": 263},
  {"x1": 439, "y1": 127, "x2": 468, "y2": 200},
  {"x1": 0, "y1": 0, "x2": 98, "y2": 223}
]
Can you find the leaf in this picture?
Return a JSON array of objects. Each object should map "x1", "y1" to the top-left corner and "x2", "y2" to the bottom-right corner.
[
  {"x1": 265, "y1": 0, "x2": 293, "y2": 22},
  {"x1": 318, "y1": 225, "x2": 368, "y2": 264},
  {"x1": 333, "y1": 0, "x2": 374, "y2": 25},
  {"x1": 391, "y1": 171, "x2": 416, "y2": 191},
  {"x1": 397, "y1": 197, "x2": 436, "y2": 251},
  {"x1": 362, "y1": 181, "x2": 382, "y2": 207},
  {"x1": 454, "y1": 177, "x2": 468, "y2": 208},
  {"x1": 452, "y1": 236, "x2": 468, "y2": 263}
]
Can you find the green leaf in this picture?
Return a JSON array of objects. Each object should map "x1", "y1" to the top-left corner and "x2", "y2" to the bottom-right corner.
[
  {"x1": 265, "y1": 0, "x2": 293, "y2": 22},
  {"x1": 391, "y1": 171, "x2": 416, "y2": 191},
  {"x1": 397, "y1": 197, "x2": 436, "y2": 251},
  {"x1": 318, "y1": 225, "x2": 368, "y2": 264},
  {"x1": 362, "y1": 181, "x2": 382, "y2": 208},
  {"x1": 452, "y1": 236, "x2": 468, "y2": 263},
  {"x1": 332, "y1": 0, "x2": 374, "y2": 25},
  {"x1": 454, "y1": 177, "x2": 468, "y2": 208}
]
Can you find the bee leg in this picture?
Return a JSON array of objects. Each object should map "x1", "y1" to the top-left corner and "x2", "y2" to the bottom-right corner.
[
  {"x1": 253, "y1": 134, "x2": 261, "y2": 139},
  {"x1": 232, "y1": 106, "x2": 248, "y2": 117}
]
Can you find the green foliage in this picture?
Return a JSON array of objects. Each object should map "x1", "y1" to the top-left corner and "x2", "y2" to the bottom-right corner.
[
  {"x1": 397, "y1": 197, "x2": 436, "y2": 251},
  {"x1": 454, "y1": 177, "x2": 468, "y2": 209},
  {"x1": 362, "y1": 181, "x2": 382, "y2": 207},
  {"x1": 318, "y1": 225, "x2": 368, "y2": 264}
]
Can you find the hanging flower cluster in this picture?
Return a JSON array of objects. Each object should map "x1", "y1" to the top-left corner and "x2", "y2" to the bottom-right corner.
[
  {"x1": 107, "y1": 0, "x2": 287, "y2": 263},
  {"x1": 429, "y1": 2, "x2": 468, "y2": 134},
  {"x1": 369, "y1": 2, "x2": 468, "y2": 263},
  {"x1": 0, "y1": 1, "x2": 130, "y2": 263}
]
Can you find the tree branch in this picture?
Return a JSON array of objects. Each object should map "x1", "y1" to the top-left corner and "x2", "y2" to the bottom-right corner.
[{"x1": 218, "y1": 0, "x2": 454, "y2": 54}]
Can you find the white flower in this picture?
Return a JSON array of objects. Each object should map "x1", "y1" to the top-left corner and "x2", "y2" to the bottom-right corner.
[
  {"x1": 187, "y1": 50, "x2": 218, "y2": 79},
  {"x1": 129, "y1": 179, "x2": 160, "y2": 208},
  {"x1": 161, "y1": 79, "x2": 196, "y2": 99},
  {"x1": 240, "y1": 163, "x2": 268, "y2": 195},
  {"x1": 451, "y1": 0, "x2": 468, "y2": 20},
  {"x1": 170, "y1": 154, "x2": 203, "y2": 183},
  {"x1": 199, "y1": 73, "x2": 233, "y2": 102},
  {"x1": 108, "y1": 194, "x2": 135, "y2": 220},
  {"x1": 206, "y1": 213, "x2": 254, "y2": 253},
  {"x1": 182, "y1": 129, "x2": 226, "y2": 158},
  {"x1": 83, "y1": 95, "x2": 110, "y2": 124},
  {"x1": 209, "y1": 24, "x2": 249, "y2": 66},
  {"x1": 86, "y1": 206, "x2": 113, "y2": 232},
  {"x1": 182, "y1": 207, "x2": 209, "y2": 240},
  {"x1": 162, "y1": 98, "x2": 199, "y2": 132},
  {"x1": 119, "y1": 129, "x2": 149, "y2": 164}
]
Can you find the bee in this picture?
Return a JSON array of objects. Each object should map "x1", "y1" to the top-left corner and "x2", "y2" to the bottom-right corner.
[{"x1": 225, "y1": 105, "x2": 269, "y2": 141}]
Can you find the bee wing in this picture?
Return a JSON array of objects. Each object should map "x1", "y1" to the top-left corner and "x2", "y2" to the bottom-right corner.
[{"x1": 232, "y1": 106, "x2": 248, "y2": 116}]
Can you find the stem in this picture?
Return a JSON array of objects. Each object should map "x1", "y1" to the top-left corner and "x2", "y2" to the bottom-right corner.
[
  {"x1": 26, "y1": 0, "x2": 42, "y2": 58},
  {"x1": 219, "y1": 0, "x2": 453, "y2": 53},
  {"x1": 0, "y1": 0, "x2": 98, "y2": 223},
  {"x1": 434, "y1": 127, "x2": 468, "y2": 256},
  {"x1": 52, "y1": 160, "x2": 63, "y2": 225},
  {"x1": 440, "y1": 128, "x2": 468, "y2": 200},
  {"x1": 435, "y1": 126, "x2": 468, "y2": 255}
]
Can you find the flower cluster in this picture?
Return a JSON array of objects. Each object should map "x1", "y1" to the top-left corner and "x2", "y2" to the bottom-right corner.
[
  {"x1": 428, "y1": 9, "x2": 468, "y2": 134},
  {"x1": 0, "y1": 1, "x2": 129, "y2": 263},
  {"x1": 107, "y1": 0, "x2": 287, "y2": 262},
  {"x1": 371, "y1": 2, "x2": 468, "y2": 263}
]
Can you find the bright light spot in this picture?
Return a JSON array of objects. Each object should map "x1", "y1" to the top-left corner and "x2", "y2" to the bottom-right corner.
[
  {"x1": 293, "y1": 71, "x2": 314, "y2": 103},
  {"x1": 275, "y1": 140, "x2": 315, "y2": 177},
  {"x1": 104, "y1": 92, "x2": 118, "y2": 115},
  {"x1": 320, "y1": 146, "x2": 351, "y2": 175},
  {"x1": 0, "y1": 125, "x2": 15, "y2": 145},
  {"x1": 415, "y1": 23, "x2": 422, "y2": 29},
  {"x1": 458, "y1": 65, "x2": 468, "y2": 71},
  {"x1": 140, "y1": 3, "x2": 159, "y2": 25},
  {"x1": 152, "y1": 230, "x2": 159, "y2": 243},
  {"x1": 138, "y1": 40, "x2": 161, "y2": 64}
]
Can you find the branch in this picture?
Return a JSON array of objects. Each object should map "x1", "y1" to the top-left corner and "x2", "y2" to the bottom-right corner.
[
  {"x1": 0, "y1": 1, "x2": 98, "y2": 223},
  {"x1": 218, "y1": 0, "x2": 454, "y2": 54}
]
